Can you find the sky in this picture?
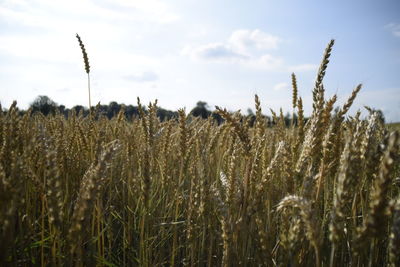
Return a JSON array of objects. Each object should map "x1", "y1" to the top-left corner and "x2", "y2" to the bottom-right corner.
[{"x1": 0, "y1": 0, "x2": 399, "y2": 122}]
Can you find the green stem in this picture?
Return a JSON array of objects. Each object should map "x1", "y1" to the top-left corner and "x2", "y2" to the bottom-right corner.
[{"x1": 88, "y1": 73, "x2": 92, "y2": 110}]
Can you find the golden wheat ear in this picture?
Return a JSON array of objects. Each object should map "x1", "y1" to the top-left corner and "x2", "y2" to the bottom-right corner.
[
  {"x1": 76, "y1": 33, "x2": 92, "y2": 110},
  {"x1": 76, "y1": 34, "x2": 90, "y2": 74}
]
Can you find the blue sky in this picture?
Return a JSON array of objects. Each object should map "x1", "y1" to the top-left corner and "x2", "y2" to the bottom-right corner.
[{"x1": 0, "y1": 0, "x2": 399, "y2": 121}]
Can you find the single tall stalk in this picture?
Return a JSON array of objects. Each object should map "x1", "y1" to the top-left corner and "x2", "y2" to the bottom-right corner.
[{"x1": 76, "y1": 34, "x2": 91, "y2": 110}]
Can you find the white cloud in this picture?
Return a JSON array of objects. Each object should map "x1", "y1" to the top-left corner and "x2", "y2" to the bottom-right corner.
[
  {"x1": 288, "y1": 63, "x2": 318, "y2": 72},
  {"x1": 0, "y1": 1, "x2": 128, "y2": 28},
  {"x1": 0, "y1": 0, "x2": 165, "y2": 71},
  {"x1": 0, "y1": 34, "x2": 80, "y2": 65},
  {"x1": 0, "y1": 0, "x2": 179, "y2": 31},
  {"x1": 273, "y1": 82, "x2": 289, "y2": 91},
  {"x1": 123, "y1": 71, "x2": 159, "y2": 82},
  {"x1": 182, "y1": 44, "x2": 283, "y2": 70},
  {"x1": 385, "y1": 23, "x2": 400, "y2": 37},
  {"x1": 183, "y1": 29, "x2": 317, "y2": 72},
  {"x1": 228, "y1": 29, "x2": 281, "y2": 54},
  {"x1": 245, "y1": 54, "x2": 284, "y2": 70},
  {"x1": 102, "y1": 0, "x2": 179, "y2": 23},
  {"x1": 182, "y1": 29, "x2": 284, "y2": 70},
  {"x1": 182, "y1": 43, "x2": 247, "y2": 61},
  {"x1": 186, "y1": 26, "x2": 209, "y2": 39}
]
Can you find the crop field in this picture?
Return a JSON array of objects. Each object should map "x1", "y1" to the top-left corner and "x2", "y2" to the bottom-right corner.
[
  {"x1": 0, "y1": 41, "x2": 399, "y2": 266},
  {"x1": 388, "y1": 122, "x2": 400, "y2": 132}
]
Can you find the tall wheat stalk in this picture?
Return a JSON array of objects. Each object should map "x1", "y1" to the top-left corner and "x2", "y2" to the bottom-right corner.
[{"x1": 76, "y1": 34, "x2": 91, "y2": 110}]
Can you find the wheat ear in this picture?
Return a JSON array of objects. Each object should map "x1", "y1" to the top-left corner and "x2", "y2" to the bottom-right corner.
[
  {"x1": 291, "y1": 73, "x2": 298, "y2": 110},
  {"x1": 76, "y1": 33, "x2": 91, "y2": 110},
  {"x1": 277, "y1": 195, "x2": 321, "y2": 267}
]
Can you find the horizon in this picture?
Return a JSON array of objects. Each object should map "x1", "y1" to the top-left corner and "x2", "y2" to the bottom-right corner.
[{"x1": 1, "y1": 0, "x2": 399, "y2": 122}]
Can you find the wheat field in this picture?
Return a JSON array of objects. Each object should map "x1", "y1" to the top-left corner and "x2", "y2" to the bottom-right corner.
[{"x1": 0, "y1": 40, "x2": 399, "y2": 266}]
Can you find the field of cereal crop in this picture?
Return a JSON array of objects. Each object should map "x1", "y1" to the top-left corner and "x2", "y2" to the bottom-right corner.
[{"x1": 0, "y1": 40, "x2": 399, "y2": 267}]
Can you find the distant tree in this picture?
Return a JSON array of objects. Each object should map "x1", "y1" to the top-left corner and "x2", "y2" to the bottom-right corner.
[
  {"x1": 95, "y1": 104, "x2": 108, "y2": 117},
  {"x1": 157, "y1": 108, "x2": 177, "y2": 121},
  {"x1": 125, "y1": 105, "x2": 138, "y2": 120},
  {"x1": 108, "y1": 101, "x2": 121, "y2": 119},
  {"x1": 31, "y1": 95, "x2": 58, "y2": 115},
  {"x1": 284, "y1": 112, "x2": 291, "y2": 127},
  {"x1": 190, "y1": 101, "x2": 211, "y2": 118},
  {"x1": 57, "y1": 105, "x2": 66, "y2": 116},
  {"x1": 212, "y1": 112, "x2": 223, "y2": 124},
  {"x1": 245, "y1": 108, "x2": 255, "y2": 126},
  {"x1": 72, "y1": 105, "x2": 86, "y2": 116},
  {"x1": 365, "y1": 106, "x2": 385, "y2": 124},
  {"x1": 375, "y1": 109, "x2": 385, "y2": 124},
  {"x1": 247, "y1": 108, "x2": 254, "y2": 116}
]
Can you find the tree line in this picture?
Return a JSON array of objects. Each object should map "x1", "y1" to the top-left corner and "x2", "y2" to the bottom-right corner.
[{"x1": 2, "y1": 95, "x2": 386, "y2": 126}]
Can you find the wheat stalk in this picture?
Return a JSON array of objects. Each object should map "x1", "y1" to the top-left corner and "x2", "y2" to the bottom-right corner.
[{"x1": 76, "y1": 34, "x2": 92, "y2": 110}]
